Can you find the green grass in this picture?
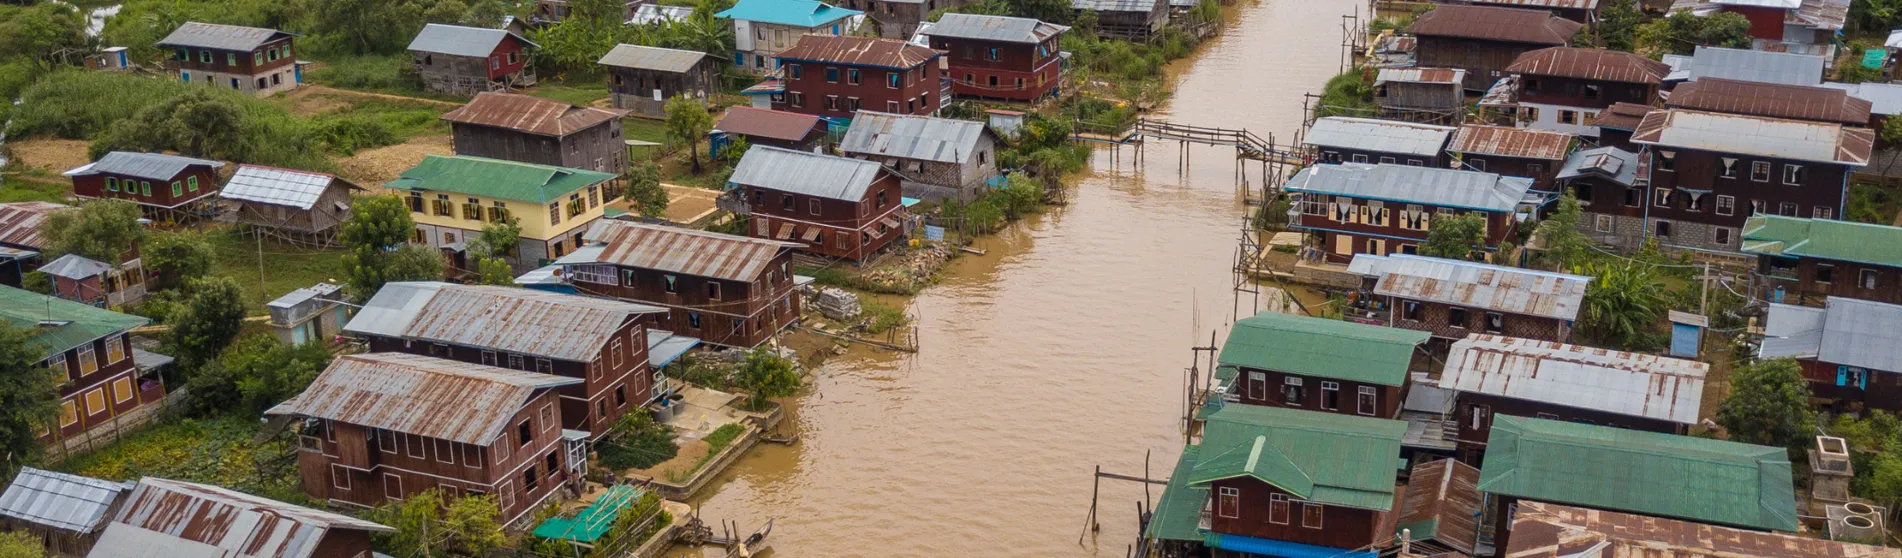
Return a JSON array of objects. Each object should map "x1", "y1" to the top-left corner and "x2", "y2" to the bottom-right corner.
[
  {"x1": 0, "y1": 174, "x2": 71, "y2": 203},
  {"x1": 53, "y1": 415, "x2": 306, "y2": 504},
  {"x1": 621, "y1": 117, "x2": 670, "y2": 144},
  {"x1": 1848, "y1": 183, "x2": 1900, "y2": 225},
  {"x1": 667, "y1": 423, "x2": 747, "y2": 483},
  {"x1": 532, "y1": 81, "x2": 611, "y2": 107},
  {"x1": 861, "y1": 300, "x2": 907, "y2": 334},
  {"x1": 204, "y1": 226, "x2": 349, "y2": 314}
]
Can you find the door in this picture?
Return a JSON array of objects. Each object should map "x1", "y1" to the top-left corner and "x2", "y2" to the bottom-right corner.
[{"x1": 1246, "y1": 371, "x2": 1266, "y2": 401}]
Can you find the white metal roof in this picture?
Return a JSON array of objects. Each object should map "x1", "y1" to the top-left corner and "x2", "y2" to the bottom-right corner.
[
  {"x1": 1303, "y1": 117, "x2": 1454, "y2": 158},
  {"x1": 1353, "y1": 254, "x2": 1592, "y2": 321},
  {"x1": 838, "y1": 111, "x2": 989, "y2": 164},
  {"x1": 220, "y1": 165, "x2": 344, "y2": 210},
  {"x1": 1684, "y1": 46, "x2": 1825, "y2": 86},
  {"x1": 731, "y1": 146, "x2": 885, "y2": 201},
  {"x1": 1825, "y1": 81, "x2": 1902, "y2": 115},
  {"x1": 1439, "y1": 334, "x2": 1707, "y2": 425},
  {"x1": 1632, "y1": 109, "x2": 1871, "y2": 166},
  {"x1": 1760, "y1": 297, "x2": 1902, "y2": 372},
  {"x1": 63, "y1": 152, "x2": 224, "y2": 181},
  {"x1": 0, "y1": 468, "x2": 131, "y2": 533},
  {"x1": 1283, "y1": 163, "x2": 1533, "y2": 212}
]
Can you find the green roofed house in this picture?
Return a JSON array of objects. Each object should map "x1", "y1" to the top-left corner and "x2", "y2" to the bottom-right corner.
[
  {"x1": 386, "y1": 154, "x2": 619, "y2": 271},
  {"x1": 1478, "y1": 415, "x2": 1800, "y2": 552},
  {"x1": 1212, "y1": 312, "x2": 1430, "y2": 420},
  {"x1": 1742, "y1": 214, "x2": 1902, "y2": 307},
  {"x1": 0, "y1": 286, "x2": 165, "y2": 449}
]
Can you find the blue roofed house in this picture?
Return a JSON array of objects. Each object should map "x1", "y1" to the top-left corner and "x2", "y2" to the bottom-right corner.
[{"x1": 717, "y1": 0, "x2": 864, "y2": 75}]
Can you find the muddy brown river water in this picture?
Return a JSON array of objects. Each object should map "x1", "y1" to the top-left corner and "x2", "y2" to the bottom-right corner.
[{"x1": 671, "y1": 2, "x2": 1359, "y2": 555}]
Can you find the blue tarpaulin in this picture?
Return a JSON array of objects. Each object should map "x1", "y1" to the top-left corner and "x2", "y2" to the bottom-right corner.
[{"x1": 1204, "y1": 533, "x2": 1377, "y2": 558}]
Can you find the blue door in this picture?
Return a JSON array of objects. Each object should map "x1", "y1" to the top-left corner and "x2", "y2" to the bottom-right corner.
[
  {"x1": 117, "y1": 50, "x2": 128, "y2": 67},
  {"x1": 1669, "y1": 323, "x2": 1700, "y2": 358}
]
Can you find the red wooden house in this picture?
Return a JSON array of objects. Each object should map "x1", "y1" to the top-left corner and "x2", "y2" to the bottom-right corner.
[
  {"x1": 767, "y1": 34, "x2": 946, "y2": 120},
  {"x1": 731, "y1": 146, "x2": 907, "y2": 261},
  {"x1": 1760, "y1": 296, "x2": 1902, "y2": 412},
  {"x1": 555, "y1": 220, "x2": 804, "y2": 349},
  {"x1": 1285, "y1": 163, "x2": 1534, "y2": 263},
  {"x1": 407, "y1": 23, "x2": 539, "y2": 96},
  {"x1": 157, "y1": 22, "x2": 301, "y2": 97},
  {"x1": 1, "y1": 286, "x2": 164, "y2": 450},
  {"x1": 920, "y1": 13, "x2": 1068, "y2": 102},
  {"x1": 64, "y1": 152, "x2": 226, "y2": 220}
]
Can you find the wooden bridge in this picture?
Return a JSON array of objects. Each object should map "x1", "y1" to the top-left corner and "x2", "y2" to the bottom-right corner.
[{"x1": 1073, "y1": 118, "x2": 1307, "y2": 166}]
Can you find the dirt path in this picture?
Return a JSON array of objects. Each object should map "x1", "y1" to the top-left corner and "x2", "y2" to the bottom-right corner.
[
  {"x1": 660, "y1": 184, "x2": 721, "y2": 224},
  {"x1": 296, "y1": 84, "x2": 464, "y2": 109}
]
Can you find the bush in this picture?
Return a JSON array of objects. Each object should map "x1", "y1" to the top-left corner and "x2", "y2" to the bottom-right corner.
[
  {"x1": 597, "y1": 411, "x2": 678, "y2": 470},
  {"x1": 12, "y1": 72, "x2": 337, "y2": 172},
  {"x1": 861, "y1": 300, "x2": 907, "y2": 334},
  {"x1": 703, "y1": 423, "x2": 743, "y2": 451},
  {"x1": 56, "y1": 416, "x2": 303, "y2": 502},
  {"x1": 306, "y1": 54, "x2": 423, "y2": 95}
]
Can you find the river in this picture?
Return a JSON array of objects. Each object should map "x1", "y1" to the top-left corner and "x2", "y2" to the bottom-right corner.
[{"x1": 673, "y1": 1, "x2": 1358, "y2": 555}]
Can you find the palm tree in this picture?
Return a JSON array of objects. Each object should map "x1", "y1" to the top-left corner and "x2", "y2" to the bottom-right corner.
[{"x1": 1574, "y1": 260, "x2": 1664, "y2": 349}]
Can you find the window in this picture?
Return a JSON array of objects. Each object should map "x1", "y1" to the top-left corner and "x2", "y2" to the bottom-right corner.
[
  {"x1": 536, "y1": 358, "x2": 553, "y2": 374},
  {"x1": 1320, "y1": 381, "x2": 1340, "y2": 410},
  {"x1": 1751, "y1": 161, "x2": 1771, "y2": 182},
  {"x1": 332, "y1": 465, "x2": 352, "y2": 490},
  {"x1": 1751, "y1": 199, "x2": 1766, "y2": 216},
  {"x1": 1595, "y1": 214, "x2": 1612, "y2": 232},
  {"x1": 1485, "y1": 312, "x2": 1503, "y2": 333},
  {"x1": 1246, "y1": 371, "x2": 1266, "y2": 400},
  {"x1": 887, "y1": 100, "x2": 900, "y2": 112},
  {"x1": 517, "y1": 419, "x2": 533, "y2": 447},
  {"x1": 106, "y1": 336, "x2": 123, "y2": 363},
  {"x1": 78, "y1": 346, "x2": 96, "y2": 374},
  {"x1": 1623, "y1": 187, "x2": 1642, "y2": 208},
  {"x1": 523, "y1": 464, "x2": 539, "y2": 492},
  {"x1": 848, "y1": 69, "x2": 860, "y2": 84},
  {"x1": 548, "y1": 202, "x2": 561, "y2": 225},
  {"x1": 824, "y1": 67, "x2": 838, "y2": 83},
  {"x1": 199, "y1": 50, "x2": 212, "y2": 63},
  {"x1": 1862, "y1": 269, "x2": 1880, "y2": 290},
  {"x1": 545, "y1": 451, "x2": 560, "y2": 479},
  {"x1": 84, "y1": 389, "x2": 105, "y2": 416},
  {"x1": 1716, "y1": 195, "x2": 1735, "y2": 216},
  {"x1": 1448, "y1": 308, "x2": 1469, "y2": 328},
  {"x1": 407, "y1": 432, "x2": 425, "y2": 458},
  {"x1": 1301, "y1": 502, "x2": 1323, "y2": 529},
  {"x1": 1656, "y1": 150, "x2": 1675, "y2": 172},
  {"x1": 59, "y1": 401, "x2": 76, "y2": 427},
  {"x1": 171, "y1": 181, "x2": 183, "y2": 196},
  {"x1": 508, "y1": 354, "x2": 525, "y2": 370},
  {"x1": 789, "y1": 91, "x2": 804, "y2": 107},
  {"x1": 1583, "y1": 84, "x2": 1600, "y2": 100},
  {"x1": 379, "y1": 429, "x2": 398, "y2": 453},
  {"x1": 383, "y1": 473, "x2": 404, "y2": 502},
  {"x1": 1466, "y1": 158, "x2": 1485, "y2": 171},
  {"x1": 1783, "y1": 164, "x2": 1804, "y2": 185},
  {"x1": 809, "y1": 198, "x2": 822, "y2": 216},
  {"x1": 689, "y1": 312, "x2": 701, "y2": 329},
  {"x1": 1818, "y1": 263, "x2": 1835, "y2": 283},
  {"x1": 1470, "y1": 405, "x2": 1491, "y2": 430},
  {"x1": 1402, "y1": 301, "x2": 1421, "y2": 321},
  {"x1": 1779, "y1": 202, "x2": 1798, "y2": 216},
  {"x1": 1720, "y1": 157, "x2": 1738, "y2": 178},
  {"x1": 1654, "y1": 188, "x2": 1671, "y2": 208},
  {"x1": 1559, "y1": 110, "x2": 1578, "y2": 125},
  {"x1": 1217, "y1": 487, "x2": 1240, "y2": 519},
  {"x1": 1714, "y1": 227, "x2": 1732, "y2": 246},
  {"x1": 707, "y1": 282, "x2": 721, "y2": 300},
  {"x1": 1654, "y1": 219, "x2": 1672, "y2": 237},
  {"x1": 112, "y1": 377, "x2": 133, "y2": 403},
  {"x1": 105, "y1": 177, "x2": 117, "y2": 192},
  {"x1": 539, "y1": 405, "x2": 555, "y2": 433},
  {"x1": 888, "y1": 72, "x2": 901, "y2": 89},
  {"x1": 1815, "y1": 206, "x2": 1834, "y2": 219},
  {"x1": 47, "y1": 354, "x2": 66, "y2": 378},
  {"x1": 1570, "y1": 184, "x2": 1592, "y2": 204},
  {"x1": 1351, "y1": 153, "x2": 1368, "y2": 164},
  {"x1": 1520, "y1": 107, "x2": 1537, "y2": 122},
  {"x1": 1269, "y1": 493, "x2": 1289, "y2": 524},
  {"x1": 616, "y1": 385, "x2": 628, "y2": 407},
  {"x1": 1282, "y1": 377, "x2": 1304, "y2": 406}
]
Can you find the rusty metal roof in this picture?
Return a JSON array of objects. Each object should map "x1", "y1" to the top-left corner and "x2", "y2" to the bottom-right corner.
[
  {"x1": 344, "y1": 282, "x2": 662, "y2": 362},
  {"x1": 1667, "y1": 77, "x2": 1871, "y2": 125},
  {"x1": 1439, "y1": 334, "x2": 1707, "y2": 424},
  {"x1": 440, "y1": 92, "x2": 627, "y2": 137},
  {"x1": 1473, "y1": 0, "x2": 1600, "y2": 7},
  {"x1": 267, "y1": 353, "x2": 582, "y2": 446},
  {"x1": 716, "y1": 106, "x2": 823, "y2": 142},
  {"x1": 1507, "y1": 501, "x2": 1902, "y2": 558},
  {"x1": 1508, "y1": 47, "x2": 1670, "y2": 84},
  {"x1": 1359, "y1": 254, "x2": 1591, "y2": 320},
  {"x1": 571, "y1": 220, "x2": 800, "y2": 282},
  {"x1": 101, "y1": 477, "x2": 390, "y2": 558},
  {"x1": 1396, "y1": 459, "x2": 1481, "y2": 555},
  {"x1": 773, "y1": 34, "x2": 943, "y2": 69},
  {"x1": 0, "y1": 202, "x2": 71, "y2": 250},
  {"x1": 1405, "y1": 4, "x2": 1582, "y2": 45},
  {"x1": 1632, "y1": 108, "x2": 1874, "y2": 166},
  {"x1": 1374, "y1": 67, "x2": 1464, "y2": 85},
  {"x1": 1448, "y1": 124, "x2": 1572, "y2": 160},
  {"x1": 1592, "y1": 102, "x2": 1657, "y2": 131}
]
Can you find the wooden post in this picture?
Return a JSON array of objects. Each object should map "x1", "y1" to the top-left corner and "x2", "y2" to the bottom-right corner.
[{"x1": 1079, "y1": 465, "x2": 1101, "y2": 546}]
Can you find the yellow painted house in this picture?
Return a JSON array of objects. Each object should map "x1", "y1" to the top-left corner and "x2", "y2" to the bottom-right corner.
[{"x1": 385, "y1": 154, "x2": 620, "y2": 267}]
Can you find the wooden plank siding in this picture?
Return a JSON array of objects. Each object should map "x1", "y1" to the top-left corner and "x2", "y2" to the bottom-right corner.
[
  {"x1": 1415, "y1": 38, "x2": 1544, "y2": 92},
  {"x1": 1450, "y1": 395, "x2": 1689, "y2": 464},
  {"x1": 1206, "y1": 477, "x2": 1393, "y2": 551},
  {"x1": 1292, "y1": 200, "x2": 1517, "y2": 264},
  {"x1": 1384, "y1": 297, "x2": 1572, "y2": 343},
  {"x1": 38, "y1": 333, "x2": 161, "y2": 444},
  {"x1": 929, "y1": 36, "x2": 1063, "y2": 102},
  {"x1": 1645, "y1": 149, "x2": 1852, "y2": 254},
  {"x1": 448, "y1": 120, "x2": 629, "y2": 177},
  {"x1": 606, "y1": 59, "x2": 720, "y2": 119},
  {"x1": 567, "y1": 252, "x2": 802, "y2": 349},
  {"x1": 741, "y1": 175, "x2": 907, "y2": 261},
  {"x1": 1226, "y1": 366, "x2": 1404, "y2": 419},
  {"x1": 71, "y1": 167, "x2": 223, "y2": 211}
]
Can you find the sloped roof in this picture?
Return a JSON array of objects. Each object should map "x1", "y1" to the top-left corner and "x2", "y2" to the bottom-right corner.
[
  {"x1": 220, "y1": 165, "x2": 355, "y2": 210},
  {"x1": 266, "y1": 353, "x2": 582, "y2": 445},
  {"x1": 440, "y1": 92, "x2": 625, "y2": 137},
  {"x1": 1191, "y1": 405, "x2": 1405, "y2": 511},
  {"x1": 1508, "y1": 47, "x2": 1669, "y2": 84},
  {"x1": 1070, "y1": 0, "x2": 1161, "y2": 12},
  {"x1": 1143, "y1": 449, "x2": 1207, "y2": 542},
  {"x1": 104, "y1": 477, "x2": 390, "y2": 558},
  {"x1": 773, "y1": 34, "x2": 941, "y2": 69},
  {"x1": 1395, "y1": 459, "x2": 1481, "y2": 555},
  {"x1": 384, "y1": 154, "x2": 615, "y2": 204},
  {"x1": 1632, "y1": 109, "x2": 1874, "y2": 166},
  {"x1": 1303, "y1": 117, "x2": 1455, "y2": 158},
  {"x1": 597, "y1": 43, "x2": 708, "y2": 73},
  {"x1": 1448, "y1": 124, "x2": 1572, "y2": 160},
  {"x1": 1824, "y1": 81, "x2": 1902, "y2": 116},
  {"x1": 716, "y1": 106, "x2": 823, "y2": 142},
  {"x1": 0, "y1": 285, "x2": 148, "y2": 362},
  {"x1": 567, "y1": 220, "x2": 800, "y2": 282},
  {"x1": 0, "y1": 201, "x2": 72, "y2": 250},
  {"x1": 714, "y1": 0, "x2": 860, "y2": 27},
  {"x1": 1439, "y1": 334, "x2": 1707, "y2": 425},
  {"x1": 344, "y1": 282, "x2": 662, "y2": 362},
  {"x1": 1374, "y1": 67, "x2": 1465, "y2": 86},
  {"x1": 1591, "y1": 102, "x2": 1657, "y2": 131},
  {"x1": 407, "y1": 23, "x2": 537, "y2": 57},
  {"x1": 37, "y1": 254, "x2": 112, "y2": 280},
  {"x1": 838, "y1": 111, "x2": 990, "y2": 164},
  {"x1": 1355, "y1": 254, "x2": 1592, "y2": 321},
  {"x1": 1683, "y1": 46, "x2": 1825, "y2": 86},
  {"x1": 1668, "y1": 78, "x2": 1871, "y2": 125},
  {"x1": 1478, "y1": 415, "x2": 1799, "y2": 532},
  {"x1": 1473, "y1": 0, "x2": 1600, "y2": 7},
  {"x1": 1217, "y1": 311, "x2": 1429, "y2": 386},
  {"x1": 63, "y1": 152, "x2": 224, "y2": 181},
  {"x1": 731, "y1": 146, "x2": 886, "y2": 201},
  {"x1": 156, "y1": 22, "x2": 295, "y2": 51},
  {"x1": 922, "y1": 13, "x2": 1068, "y2": 43},
  {"x1": 1405, "y1": 4, "x2": 1582, "y2": 45},
  {"x1": 1759, "y1": 297, "x2": 1902, "y2": 373},
  {"x1": 1506, "y1": 501, "x2": 1902, "y2": 558},
  {"x1": 1742, "y1": 214, "x2": 1902, "y2": 268},
  {"x1": 1284, "y1": 163, "x2": 1534, "y2": 212},
  {"x1": 630, "y1": 4, "x2": 694, "y2": 25},
  {"x1": 0, "y1": 467, "x2": 131, "y2": 533},
  {"x1": 1555, "y1": 146, "x2": 1639, "y2": 186}
]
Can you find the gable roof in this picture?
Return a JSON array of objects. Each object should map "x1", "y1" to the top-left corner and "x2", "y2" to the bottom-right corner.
[
  {"x1": 384, "y1": 154, "x2": 616, "y2": 204},
  {"x1": 440, "y1": 92, "x2": 625, "y2": 137},
  {"x1": 344, "y1": 282, "x2": 662, "y2": 361},
  {"x1": 1354, "y1": 254, "x2": 1592, "y2": 321},
  {"x1": 838, "y1": 111, "x2": 990, "y2": 164},
  {"x1": 1218, "y1": 311, "x2": 1429, "y2": 386},
  {"x1": 731, "y1": 146, "x2": 886, "y2": 201},
  {"x1": 1405, "y1": 4, "x2": 1582, "y2": 45},
  {"x1": 1824, "y1": 81, "x2": 1902, "y2": 116},
  {"x1": 407, "y1": 23, "x2": 536, "y2": 57},
  {"x1": 37, "y1": 254, "x2": 113, "y2": 280},
  {"x1": 1591, "y1": 102, "x2": 1657, "y2": 131},
  {"x1": 565, "y1": 220, "x2": 800, "y2": 282},
  {"x1": 1506, "y1": 501, "x2": 1902, "y2": 558},
  {"x1": 773, "y1": 34, "x2": 941, "y2": 69},
  {"x1": 266, "y1": 353, "x2": 582, "y2": 445},
  {"x1": 1477, "y1": 415, "x2": 1799, "y2": 532},
  {"x1": 1190, "y1": 405, "x2": 1405, "y2": 511},
  {"x1": 1374, "y1": 67, "x2": 1465, "y2": 86},
  {"x1": 1742, "y1": 214, "x2": 1902, "y2": 268},
  {"x1": 1439, "y1": 334, "x2": 1707, "y2": 425},
  {"x1": 1284, "y1": 163, "x2": 1534, "y2": 212},
  {"x1": 1508, "y1": 47, "x2": 1669, "y2": 84},
  {"x1": 0, "y1": 285, "x2": 149, "y2": 362},
  {"x1": 63, "y1": 152, "x2": 225, "y2": 182},
  {"x1": 597, "y1": 43, "x2": 709, "y2": 73},
  {"x1": 1303, "y1": 117, "x2": 1454, "y2": 158},
  {"x1": 716, "y1": 106, "x2": 823, "y2": 142},
  {"x1": 1668, "y1": 77, "x2": 1871, "y2": 125},
  {"x1": 1759, "y1": 297, "x2": 1902, "y2": 372},
  {"x1": 102, "y1": 477, "x2": 390, "y2": 558},
  {"x1": 1394, "y1": 459, "x2": 1482, "y2": 555},
  {"x1": 0, "y1": 467, "x2": 132, "y2": 534},
  {"x1": 1448, "y1": 124, "x2": 1572, "y2": 160},
  {"x1": 156, "y1": 22, "x2": 296, "y2": 51},
  {"x1": 922, "y1": 13, "x2": 1068, "y2": 43},
  {"x1": 1555, "y1": 146, "x2": 1640, "y2": 186},
  {"x1": 0, "y1": 201, "x2": 71, "y2": 250},
  {"x1": 714, "y1": 0, "x2": 861, "y2": 27},
  {"x1": 1144, "y1": 449, "x2": 1208, "y2": 542},
  {"x1": 1683, "y1": 46, "x2": 1825, "y2": 86},
  {"x1": 220, "y1": 165, "x2": 356, "y2": 210},
  {"x1": 1632, "y1": 108, "x2": 1874, "y2": 166},
  {"x1": 1070, "y1": 0, "x2": 1162, "y2": 13}
]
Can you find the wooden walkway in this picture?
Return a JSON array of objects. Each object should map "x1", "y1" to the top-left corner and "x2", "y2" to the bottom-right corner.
[{"x1": 1073, "y1": 118, "x2": 1306, "y2": 166}]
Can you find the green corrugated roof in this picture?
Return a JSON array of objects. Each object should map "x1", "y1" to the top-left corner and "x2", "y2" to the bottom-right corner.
[
  {"x1": 384, "y1": 155, "x2": 617, "y2": 204},
  {"x1": 1218, "y1": 312, "x2": 1429, "y2": 386},
  {"x1": 1477, "y1": 416, "x2": 1798, "y2": 532},
  {"x1": 0, "y1": 286, "x2": 149, "y2": 362},
  {"x1": 531, "y1": 485, "x2": 642, "y2": 542},
  {"x1": 1144, "y1": 447, "x2": 1208, "y2": 542},
  {"x1": 1740, "y1": 215, "x2": 1902, "y2": 268},
  {"x1": 1189, "y1": 405, "x2": 1405, "y2": 511}
]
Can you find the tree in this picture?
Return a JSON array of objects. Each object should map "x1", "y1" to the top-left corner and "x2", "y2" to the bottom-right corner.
[
  {"x1": 998, "y1": 174, "x2": 1045, "y2": 218},
  {"x1": 1879, "y1": 116, "x2": 1902, "y2": 177},
  {"x1": 1419, "y1": 213, "x2": 1486, "y2": 261},
  {"x1": 0, "y1": 530, "x2": 45, "y2": 558},
  {"x1": 185, "y1": 334, "x2": 333, "y2": 416},
  {"x1": 736, "y1": 349, "x2": 799, "y2": 410},
  {"x1": 664, "y1": 95, "x2": 714, "y2": 173},
  {"x1": 340, "y1": 194, "x2": 435, "y2": 301},
  {"x1": 1585, "y1": 0, "x2": 1644, "y2": 52},
  {"x1": 1635, "y1": 10, "x2": 1751, "y2": 56},
  {"x1": 0, "y1": 323, "x2": 61, "y2": 481},
  {"x1": 469, "y1": 218, "x2": 520, "y2": 261},
  {"x1": 1573, "y1": 259, "x2": 1664, "y2": 349},
  {"x1": 43, "y1": 199, "x2": 144, "y2": 265},
  {"x1": 93, "y1": 89, "x2": 246, "y2": 162},
  {"x1": 597, "y1": 411, "x2": 678, "y2": 469},
  {"x1": 1535, "y1": 192, "x2": 1590, "y2": 268},
  {"x1": 473, "y1": 257, "x2": 514, "y2": 286},
  {"x1": 170, "y1": 277, "x2": 248, "y2": 374},
  {"x1": 341, "y1": 194, "x2": 415, "y2": 252},
  {"x1": 625, "y1": 162, "x2": 669, "y2": 217},
  {"x1": 370, "y1": 489, "x2": 507, "y2": 558},
  {"x1": 1716, "y1": 358, "x2": 1817, "y2": 448},
  {"x1": 386, "y1": 244, "x2": 447, "y2": 282},
  {"x1": 144, "y1": 231, "x2": 214, "y2": 292},
  {"x1": 0, "y1": 2, "x2": 86, "y2": 65}
]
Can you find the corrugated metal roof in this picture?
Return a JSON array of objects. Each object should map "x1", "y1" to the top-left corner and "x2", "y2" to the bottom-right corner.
[
  {"x1": 713, "y1": 0, "x2": 860, "y2": 28},
  {"x1": 0, "y1": 467, "x2": 131, "y2": 533},
  {"x1": 440, "y1": 93, "x2": 625, "y2": 137},
  {"x1": 839, "y1": 111, "x2": 989, "y2": 164},
  {"x1": 1405, "y1": 4, "x2": 1582, "y2": 45},
  {"x1": 63, "y1": 152, "x2": 224, "y2": 181},
  {"x1": 1676, "y1": 0, "x2": 1848, "y2": 30},
  {"x1": 1684, "y1": 46, "x2": 1825, "y2": 86},
  {"x1": 1555, "y1": 146, "x2": 1639, "y2": 186},
  {"x1": 1758, "y1": 302, "x2": 1826, "y2": 360},
  {"x1": 0, "y1": 285, "x2": 148, "y2": 362},
  {"x1": 266, "y1": 283, "x2": 342, "y2": 310},
  {"x1": 220, "y1": 165, "x2": 352, "y2": 210},
  {"x1": 1473, "y1": 0, "x2": 1599, "y2": 7},
  {"x1": 1507, "y1": 501, "x2": 1902, "y2": 558},
  {"x1": 344, "y1": 282, "x2": 661, "y2": 362},
  {"x1": 1355, "y1": 254, "x2": 1591, "y2": 321},
  {"x1": 1191, "y1": 405, "x2": 1405, "y2": 511},
  {"x1": 384, "y1": 154, "x2": 616, "y2": 204},
  {"x1": 1508, "y1": 47, "x2": 1669, "y2": 84},
  {"x1": 773, "y1": 34, "x2": 941, "y2": 69},
  {"x1": 1303, "y1": 117, "x2": 1454, "y2": 158},
  {"x1": 1631, "y1": 108, "x2": 1873, "y2": 166},
  {"x1": 155, "y1": 22, "x2": 295, "y2": 51},
  {"x1": 407, "y1": 24, "x2": 536, "y2": 57},
  {"x1": 716, "y1": 106, "x2": 822, "y2": 142},
  {"x1": 1824, "y1": 81, "x2": 1902, "y2": 116},
  {"x1": 629, "y1": 4, "x2": 693, "y2": 25},
  {"x1": 1142, "y1": 448, "x2": 1205, "y2": 542},
  {"x1": 1759, "y1": 297, "x2": 1902, "y2": 373},
  {"x1": 104, "y1": 477, "x2": 390, "y2": 558},
  {"x1": 1394, "y1": 459, "x2": 1481, "y2": 555},
  {"x1": 1373, "y1": 67, "x2": 1464, "y2": 85},
  {"x1": 921, "y1": 13, "x2": 1068, "y2": 43},
  {"x1": 1070, "y1": 0, "x2": 1161, "y2": 12},
  {"x1": 1591, "y1": 102, "x2": 1657, "y2": 131},
  {"x1": 267, "y1": 353, "x2": 582, "y2": 445},
  {"x1": 569, "y1": 220, "x2": 799, "y2": 282},
  {"x1": 1284, "y1": 163, "x2": 1534, "y2": 212},
  {"x1": 1448, "y1": 124, "x2": 1572, "y2": 160},
  {"x1": 1217, "y1": 311, "x2": 1430, "y2": 386},
  {"x1": 1741, "y1": 214, "x2": 1902, "y2": 267},
  {"x1": 597, "y1": 43, "x2": 708, "y2": 73},
  {"x1": 1439, "y1": 334, "x2": 1707, "y2": 424},
  {"x1": 0, "y1": 201, "x2": 72, "y2": 250},
  {"x1": 731, "y1": 146, "x2": 886, "y2": 201},
  {"x1": 1668, "y1": 78, "x2": 1870, "y2": 125},
  {"x1": 38, "y1": 254, "x2": 112, "y2": 280},
  {"x1": 1478, "y1": 416, "x2": 1798, "y2": 532}
]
